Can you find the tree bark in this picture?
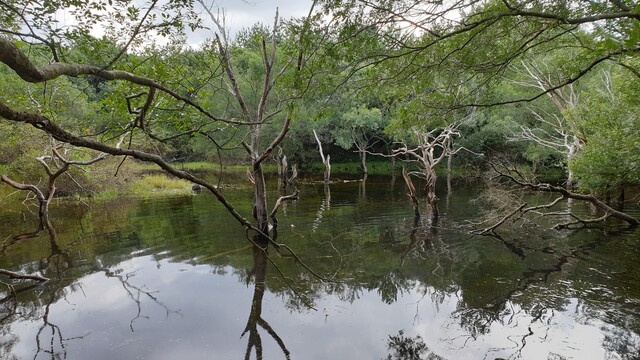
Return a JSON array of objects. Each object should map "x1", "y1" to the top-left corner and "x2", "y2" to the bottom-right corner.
[
  {"x1": 359, "y1": 149, "x2": 368, "y2": 175},
  {"x1": 424, "y1": 167, "x2": 439, "y2": 222},
  {"x1": 447, "y1": 152, "x2": 452, "y2": 194},
  {"x1": 324, "y1": 155, "x2": 331, "y2": 184},
  {"x1": 313, "y1": 129, "x2": 331, "y2": 184},
  {"x1": 252, "y1": 162, "x2": 270, "y2": 244},
  {"x1": 287, "y1": 164, "x2": 298, "y2": 185},
  {"x1": 492, "y1": 163, "x2": 639, "y2": 227},
  {"x1": 1, "y1": 174, "x2": 49, "y2": 230},
  {"x1": 566, "y1": 140, "x2": 579, "y2": 190},
  {"x1": 402, "y1": 167, "x2": 420, "y2": 218}
]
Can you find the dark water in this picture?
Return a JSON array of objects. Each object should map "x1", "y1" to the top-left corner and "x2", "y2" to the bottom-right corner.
[{"x1": 1, "y1": 175, "x2": 639, "y2": 359}]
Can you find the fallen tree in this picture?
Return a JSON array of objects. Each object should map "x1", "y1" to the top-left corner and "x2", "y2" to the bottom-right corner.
[{"x1": 472, "y1": 162, "x2": 639, "y2": 235}]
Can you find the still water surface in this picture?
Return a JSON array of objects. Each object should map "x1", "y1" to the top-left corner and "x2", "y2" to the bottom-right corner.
[{"x1": 1, "y1": 175, "x2": 639, "y2": 359}]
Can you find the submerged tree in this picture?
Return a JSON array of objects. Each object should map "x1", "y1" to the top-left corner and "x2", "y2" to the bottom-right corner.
[
  {"x1": 1, "y1": 138, "x2": 112, "y2": 230},
  {"x1": 393, "y1": 126, "x2": 461, "y2": 221},
  {"x1": 200, "y1": 3, "x2": 304, "y2": 240},
  {"x1": 313, "y1": 129, "x2": 331, "y2": 185}
]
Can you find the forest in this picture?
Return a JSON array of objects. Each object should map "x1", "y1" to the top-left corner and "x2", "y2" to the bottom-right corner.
[
  {"x1": 1, "y1": 0, "x2": 639, "y2": 359},
  {"x1": 1, "y1": 0, "x2": 639, "y2": 226}
]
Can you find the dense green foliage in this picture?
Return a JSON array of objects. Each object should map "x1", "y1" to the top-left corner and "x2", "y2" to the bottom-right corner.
[
  {"x1": 0, "y1": 0, "x2": 639, "y2": 201},
  {"x1": 568, "y1": 68, "x2": 640, "y2": 193}
]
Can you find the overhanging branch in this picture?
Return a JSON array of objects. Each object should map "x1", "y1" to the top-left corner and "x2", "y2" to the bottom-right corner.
[
  {"x1": 0, "y1": 37, "x2": 251, "y2": 126},
  {"x1": 490, "y1": 163, "x2": 639, "y2": 227}
]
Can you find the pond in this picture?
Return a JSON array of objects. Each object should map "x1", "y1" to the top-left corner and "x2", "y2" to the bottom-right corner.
[{"x1": 1, "y1": 175, "x2": 639, "y2": 359}]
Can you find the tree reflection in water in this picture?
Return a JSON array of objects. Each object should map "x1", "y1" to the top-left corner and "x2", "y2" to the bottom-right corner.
[
  {"x1": 373, "y1": 201, "x2": 640, "y2": 359},
  {"x1": 100, "y1": 267, "x2": 176, "y2": 332},
  {"x1": 1, "y1": 220, "x2": 176, "y2": 359},
  {"x1": 385, "y1": 330, "x2": 444, "y2": 360},
  {"x1": 242, "y1": 242, "x2": 290, "y2": 360},
  {"x1": 1, "y1": 182, "x2": 639, "y2": 359},
  {"x1": 1, "y1": 222, "x2": 87, "y2": 360}
]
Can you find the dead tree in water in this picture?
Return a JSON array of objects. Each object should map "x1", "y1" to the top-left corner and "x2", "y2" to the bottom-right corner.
[
  {"x1": 275, "y1": 147, "x2": 298, "y2": 188},
  {"x1": 401, "y1": 167, "x2": 421, "y2": 218},
  {"x1": 472, "y1": 162, "x2": 639, "y2": 235},
  {"x1": 202, "y1": 5, "x2": 306, "y2": 240},
  {"x1": 0, "y1": 138, "x2": 111, "y2": 230},
  {"x1": 276, "y1": 147, "x2": 289, "y2": 186},
  {"x1": 313, "y1": 129, "x2": 331, "y2": 185},
  {"x1": 393, "y1": 126, "x2": 461, "y2": 222}
]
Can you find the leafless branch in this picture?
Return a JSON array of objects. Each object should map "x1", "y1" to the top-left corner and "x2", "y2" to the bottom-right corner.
[
  {"x1": 270, "y1": 189, "x2": 300, "y2": 220},
  {"x1": 0, "y1": 269, "x2": 49, "y2": 282},
  {"x1": 483, "y1": 162, "x2": 640, "y2": 228}
]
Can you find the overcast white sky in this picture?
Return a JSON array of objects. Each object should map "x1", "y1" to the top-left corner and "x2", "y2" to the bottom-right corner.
[
  {"x1": 56, "y1": 0, "x2": 314, "y2": 48},
  {"x1": 188, "y1": 0, "x2": 314, "y2": 46}
]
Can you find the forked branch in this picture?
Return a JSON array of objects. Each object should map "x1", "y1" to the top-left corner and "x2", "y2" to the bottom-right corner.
[{"x1": 473, "y1": 162, "x2": 640, "y2": 234}]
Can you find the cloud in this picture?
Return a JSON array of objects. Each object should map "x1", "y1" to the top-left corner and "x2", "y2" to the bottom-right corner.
[{"x1": 186, "y1": 0, "x2": 313, "y2": 47}]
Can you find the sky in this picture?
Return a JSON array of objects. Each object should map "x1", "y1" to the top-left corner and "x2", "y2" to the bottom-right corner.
[
  {"x1": 49, "y1": 0, "x2": 315, "y2": 48},
  {"x1": 204, "y1": 0, "x2": 313, "y2": 31},
  {"x1": 187, "y1": 0, "x2": 314, "y2": 45}
]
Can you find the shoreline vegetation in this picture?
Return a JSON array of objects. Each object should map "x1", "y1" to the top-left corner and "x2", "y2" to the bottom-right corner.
[{"x1": 0, "y1": 159, "x2": 567, "y2": 208}]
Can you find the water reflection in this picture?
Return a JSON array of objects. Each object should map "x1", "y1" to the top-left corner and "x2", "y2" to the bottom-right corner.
[
  {"x1": 359, "y1": 174, "x2": 367, "y2": 202},
  {"x1": 1, "y1": 222, "x2": 83, "y2": 360},
  {"x1": 243, "y1": 245, "x2": 290, "y2": 359},
  {"x1": 385, "y1": 330, "x2": 443, "y2": 360},
  {"x1": 0, "y1": 180, "x2": 639, "y2": 359},
  {"x1": 312, "y1": 184, "x2": 330, "y2": 232}
]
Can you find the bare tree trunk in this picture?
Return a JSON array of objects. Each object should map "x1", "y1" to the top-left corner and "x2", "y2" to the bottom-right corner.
[
  {"x1": 359, "y1": 173, "x2": 368, "y2": 201},
  {"x1": 252, "y1": 162, "x2": 270, "y2": 242},
  {"x1": 324, "y1": 155, "x2": 331, "y2": 184},
  {"x1": 313, "y1": 129, "x2": 331, "y2": 184},
  {"x1": 211, "y1": 10, "x2": 303, "y2": 246},
  {"x1": 402, "y1": 167, "x2": 420, "y2": 218},
  {"x1": 393, "y1": 126, "x2": 460, "y2": 221},
  {"x1": 446, "y1": 152, "x2": 452, "y2": 194},
  {"x1": 276, "y1": 147, "x2": 284, "y2": 181},
  {"x1": 1, "y1": 142, "x2": 105, "y2": 230},
  {"x1": 281, "y1": 155, "x2": 289, "y2": 184},
  {"x1": 2, "y1": 173, "x2": 51, "y2": 230},
  {"x1": 566, "y1": 169, "x2": 574, "y2": 190},
  {"x1": 287, "y1": 164, "x2": 298, "y2": 186},
  {"x1": 424, "y1": 167, "x2": 439, "y2": 221},
  {"x1": 566, "y1": 140, "x2": 578, "y2": 190},
  {"x1": 359, "y1": 149, "x2": 368, "y2": 175},
  {"x1": 276, "y1": 147, "x2": 290, "y2": 187}
]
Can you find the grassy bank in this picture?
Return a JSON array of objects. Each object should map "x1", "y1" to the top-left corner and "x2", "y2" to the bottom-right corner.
[
  {"x1": 134, "y1": 161, "x2": 278, "y2": 173},
  {"x1": 1, "y1": 159, "x2": 568, "y2": 207}
]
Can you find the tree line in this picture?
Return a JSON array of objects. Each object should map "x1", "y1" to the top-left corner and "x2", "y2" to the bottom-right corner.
[{"x1": 1, "y1": 0, "x2": 639, "y2": 232}]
